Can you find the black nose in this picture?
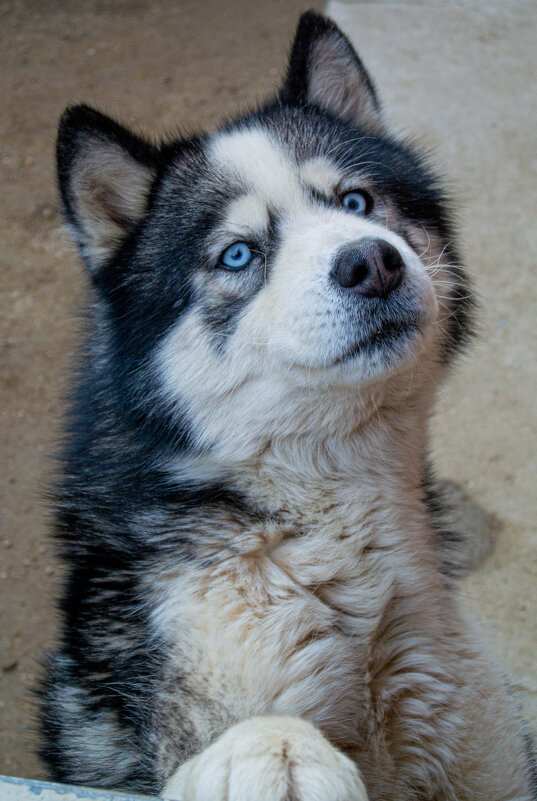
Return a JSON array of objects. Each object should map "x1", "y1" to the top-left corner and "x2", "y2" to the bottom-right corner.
[{"x1": 330, "y1": 238, "x2": 404, "y2": 298}]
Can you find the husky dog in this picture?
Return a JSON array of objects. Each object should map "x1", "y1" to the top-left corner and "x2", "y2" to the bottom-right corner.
[{"x1": 39, "y1": 11, "x2": 535, "y2": 801}]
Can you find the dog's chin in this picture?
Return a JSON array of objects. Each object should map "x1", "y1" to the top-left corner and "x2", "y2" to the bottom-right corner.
[
  {"x1": 316, "y1": 318, "x2": 427, "y2": 386},
  {"x1": 333, "y1": 319, "x2": 422, "y2": 368},
  {"x1": 278, "y1": 319, "x2": 424, "y2": 389}
]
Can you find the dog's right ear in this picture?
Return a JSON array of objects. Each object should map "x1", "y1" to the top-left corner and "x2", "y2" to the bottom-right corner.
[{"x1": 57, "y1": 105, "x2": 158, "y2": 274}]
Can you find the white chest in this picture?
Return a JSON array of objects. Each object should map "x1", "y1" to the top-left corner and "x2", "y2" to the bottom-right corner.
[{"x1": 150, "y1": 512, "x2": 424, "y2": 746}]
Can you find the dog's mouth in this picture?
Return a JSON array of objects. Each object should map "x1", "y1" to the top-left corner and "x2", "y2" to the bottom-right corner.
[{"x1": 332, "y1": 318, "x2": 421, "y2": 366}]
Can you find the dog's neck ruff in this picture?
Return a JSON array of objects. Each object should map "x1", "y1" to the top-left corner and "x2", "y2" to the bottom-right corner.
[{"x1": 174, "y1": 376, "x2": 435, "y2": 524}]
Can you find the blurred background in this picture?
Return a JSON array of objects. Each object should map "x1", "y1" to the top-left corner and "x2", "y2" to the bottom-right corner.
[{"x1": 1, "y1": 0, "x2": 535, "y2": 780}]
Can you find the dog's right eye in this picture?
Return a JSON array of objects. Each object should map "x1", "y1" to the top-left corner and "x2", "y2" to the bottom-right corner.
[{"x1": 220, "y1": 242, "x2": 253, "y2": 270}]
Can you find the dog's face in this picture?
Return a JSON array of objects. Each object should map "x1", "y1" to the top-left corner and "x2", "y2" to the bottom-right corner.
[
  {"x1": 57, "y1": 13, "x2": 472, "y2": 455},
  {"x1": 165, "y1": 119, "x2": 437, "y2": 376}
]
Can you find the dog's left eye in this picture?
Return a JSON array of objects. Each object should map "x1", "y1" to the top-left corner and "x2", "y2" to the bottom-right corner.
[
  {"x1": 220, "y1": 242, "x2": 253, "y2": 270},
  {"x1": 341, "y1": 191, "x2": 370, "y2": 214}
]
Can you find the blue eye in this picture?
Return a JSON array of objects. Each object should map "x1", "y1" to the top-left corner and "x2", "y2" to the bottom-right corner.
[
  {"x1": 342, "y1": 191, "x2": 370, "y2": 214},
  {"x1": 220, "y1": 242, "x2": 253, "y2": 270}
]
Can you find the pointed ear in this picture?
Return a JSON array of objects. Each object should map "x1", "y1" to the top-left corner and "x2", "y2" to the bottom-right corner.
[
  {"x1": 56, "y1": 105, "x2": 158, "y2": 273},
  {"x1": 280, "y1": 11, "x2": 384, "y2": 134}
]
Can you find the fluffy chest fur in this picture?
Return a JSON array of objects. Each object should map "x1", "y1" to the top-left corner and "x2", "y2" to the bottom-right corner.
[{"x1": 149, "y1": 472, "x2": 453, "y2": 755}]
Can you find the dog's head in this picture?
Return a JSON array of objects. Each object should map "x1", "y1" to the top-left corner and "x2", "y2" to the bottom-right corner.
[{"x1": 57, "y1": 12, "x2": 473, "y2": 458}]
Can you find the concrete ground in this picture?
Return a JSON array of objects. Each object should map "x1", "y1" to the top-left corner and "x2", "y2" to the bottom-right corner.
[{"x1": 0, "y1": 0, "x2": 535, "y2": 782}]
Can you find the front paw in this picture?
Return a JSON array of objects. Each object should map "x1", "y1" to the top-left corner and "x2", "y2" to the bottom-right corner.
[{"x1": 162, "y1": 716, "x2": 368, "y2": 801}]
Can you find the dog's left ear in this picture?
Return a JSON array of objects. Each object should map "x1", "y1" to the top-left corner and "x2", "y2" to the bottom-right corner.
[{"x1": 280, "y1": 11, "x2": 384, "y2": 134}]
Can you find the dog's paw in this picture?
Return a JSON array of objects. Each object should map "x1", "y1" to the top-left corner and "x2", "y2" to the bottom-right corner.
[
  {"x1": 428, "y1": 479, "x2": 500, "y2": 575},
  {"x1": 162, "y1": 716, "x2": 368, "y2": 801}
]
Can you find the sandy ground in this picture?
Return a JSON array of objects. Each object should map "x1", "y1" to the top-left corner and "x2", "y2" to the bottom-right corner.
[{"x1": 0, "y1": 0, "x2": 535, "y2": 782}]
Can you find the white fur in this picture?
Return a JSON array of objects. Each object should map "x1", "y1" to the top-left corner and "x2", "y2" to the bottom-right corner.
[
  {"x1": 211, "y1": 127, "x2": 303, "y2": 210},
  {"x1": 221, "y1": 193, "x2": 270, "y2": 239},
  {"x1": 299, "y1": 156, "x2": 342, "y2": 195}
]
